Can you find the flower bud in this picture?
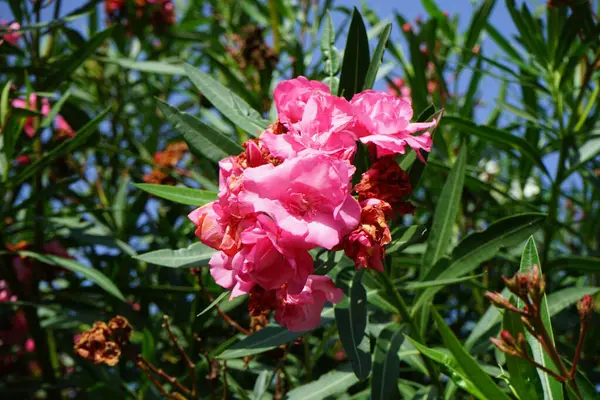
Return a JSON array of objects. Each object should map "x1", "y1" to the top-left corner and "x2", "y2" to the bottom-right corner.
[
  {"x1": 577, "y1": 295, "x2": 594, "y2": 321},
  {"x1": 484, "y1": 291, "x2": 512, "y2": 310}
]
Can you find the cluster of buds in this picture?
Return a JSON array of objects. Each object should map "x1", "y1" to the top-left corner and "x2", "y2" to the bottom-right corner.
[
  {"x1": 485, "y1": 264, "x2": 545, "y2": 320},
  {"x1": 490, "y1": 330, "x2": 529, "y2": 359},
  {"x1": 486, "y1": 266, "x2": 595, "y2": 393},
  {"x1": 74, "y1": 316, "x2": 132, "y2": 366}
]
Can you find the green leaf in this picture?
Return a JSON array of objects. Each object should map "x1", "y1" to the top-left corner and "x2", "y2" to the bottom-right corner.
[
  {"x1": 217, "y1": 325, "x2": 304, "y2": 359},
  {"x1": 156, "y1": 100, "x2": 243, "y2": 163},
  {"x1": 443, "y1": 116, "x2": 549, "y2": 177},
  {"x1": 465, "y1": 288, "x2": 510, "y2": 350},
  {"x1": 113, "y1": 175, "x2": 130, "y2": 231},
  {"x1": 406, "y1": 337, "x2": 486, "y2": 399},
  {"x1": 546, "y1": 256, "x2": 600, "y2": 272},
  {"x1": 0, "y1": 79, "x2": 12, "y2": 124},
  {"x1": 321, "y1": 11, "x2": 341, "y2": 92},
  {"x1": 432, "y1": 309, "x2": 511, "y2": 400},
  {"x1": 547, "y1": 287, "x2": 600, "y2": 316},
  {"x1": 338, "y1": 8, "x2": 370, "y2": 100},
  {"x1": 133, "y1": 183, "x2": 217, "y2": 206},
  {"x1": 21, "y1": 252, "x2": 124, "y2": 301},
  {"x1": 401, "y1": 275, "x2": 482, "y2": 291},
  {"x1": 363, "y1": 23, "x2": 392, "y2": 90},
  {"x1": 184, "y1": 64, "x2": 269, "y2": 136},
  {"x1": 134, "y1": 242, "x2": 216, "y2": 269},
  {"x1": 99, "y1": 58, "x2": 184, "y2": 75},
  {"x1": 502, "y1": 303, "x2": 543, "y2": 400},
  {"x1": 197, "y1": 291, "x2": 230, "y2": 316},
  {"x1": 41, "y1": 87, "x2": 72, "y2": 128},
  {"x1": 43, "y1": 26, "x2": 114, "y2": 89},
  {"x1": 286, "y1": 366, "x2": 358, "y2": 400},
  {"x1": 387, "y1": 225, "x2": 427, "y2": 254},
  {"x1": 12, "y1": 107, "x2": 109, "y2": 186},
  {"x1": 421, "y1": 144, "x2": 467, "y2": 278},
  {"x1": 371, "y1": 324, "x2": 404, "y2": 400},
  {"x1": 415, "y1": 213, "x2": 546, "y2": 311},
  {"x1": 335, "y1": 269, "x2": 371, "y2": 381},
  {"x1": 421, "y1": 0, "x2": 445, "y2": 20},
  {"x1": 460, "y1": 0, "x2": 496, "y2": 68},
  {"x1": 485, "y1": 22, "x2": 523, "y2": 63},
  {"x1": 518, "y1": 237, "x2": 563, "y2": 400}
]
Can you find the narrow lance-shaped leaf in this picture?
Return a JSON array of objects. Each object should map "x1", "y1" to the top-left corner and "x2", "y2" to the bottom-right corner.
[
  {"x1": 502, "y1": 301, "x2": 543, "y2": 400},
  {"x1": 432, "y1": 309, "x2": 511, "y2": 400},
  {"x1": 414, "y1": 213, "x2": 547, "y2": 312},
  {"x1": 21, "y1": 252, "x2": 125, "y2": 301},
  {"x1": 156, "y1": 100, "x2": 243, "y2": 163},
  {"x1": 443, "y1": 116, "x2": 550, "y2": 177},
  {"x1": 133, "y1": 183, "x2": 217, "y2": 206},
  {"x1": 217, "y1": 325, "x2": 305, "y2": 359},
  {"x1": 286, "y1": 365, "x2": 359, "y2": 400},
  {"x1": 321, "y1": 11, "x2": 341, "y2": 93},
  {"x1": 518, "y1": 237, "x2": 564, "y2": 400},
  {"x1": 371, "y1": 324, "x2": 404, "y2": 400},
  {"x1": 43, "y1": 26, "x2": 114, "y2": 89},
  {"x1": 421, "y1": 144, "x2": 467, "y2": 278},
  {"x1": 363, "y1": 23, "x2": 392, "y2": 90},
  {"x1": 12, "y1": 107, "x2": 110, "y2": 186},
  {"x1": 134, "y1": 242, "x2": 216, "y2": 269},
  {"x1": 335, "y1": 269, "x2": 371, "y2": 381},
  {"x1": 338, "y1": 8, "x2": 370, "y2": 100},
  {"x1": 184, "y1": 64, "x2": 269, "y2": 136},
  {"x1": 459, "y1": 0, "x2": 496, "y2": 69}
]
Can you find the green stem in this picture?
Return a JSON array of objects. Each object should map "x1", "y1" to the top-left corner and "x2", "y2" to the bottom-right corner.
[
  {"x1": 303, "y1": 335, "x2": 313, "y2": 382},
  {"x1": 377, "y1": 270, "x2": 442, "y2": 389},
  {"x1": 542, "y1": 138, "x2": 568, "y2": 266}
]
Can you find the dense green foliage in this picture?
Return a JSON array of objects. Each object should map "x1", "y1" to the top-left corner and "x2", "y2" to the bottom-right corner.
[{"x1": 0, "y1": 0, "x2": 599, "y2": 399}]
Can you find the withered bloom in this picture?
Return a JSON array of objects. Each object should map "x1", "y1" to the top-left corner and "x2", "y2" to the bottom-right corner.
[
  {"x1": 74, "y1": 316, "x2": 133, "y2": 367},
  {"x1": 354, "y1": 156, "x2": 414, "y2": 215}
]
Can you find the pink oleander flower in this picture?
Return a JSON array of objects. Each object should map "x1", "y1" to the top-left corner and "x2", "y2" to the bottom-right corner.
[
  {"x1": 274, "y1": 77, "x2": 330, "y2": 128},
  {"x1": 231, "y1": 216, "x2": 313, "y2": 294},
  {"x1": 12, "y1": 93, "x2": 74, "y2": 138},
  {"x1": 240, "y1": 153, "x2": 361, "y2": 250},
  {"x1": 274, "y1": 275, "x2": 344, "y2": 332},
  {"x1": 388, "y1": 78, "x2": 412, "y2": 102},
  {"x1": 206, "y1": 215, "x2": 315, "y2": 298},
  {"x1": 341, "y1": 199, "x2": 392, "y2": 272},
  {"x1": 188, "y1": 202, "x2": 255, "y2": 256},
  {"x1": 261, "y1": 92, "x2": 357, "y2": 162},
  {"x1": 350, "y1": 90, "x2": 436, "y2": 161},
  {"x1": 0, "y1": 21, "x2": 21, "y2": 46}
]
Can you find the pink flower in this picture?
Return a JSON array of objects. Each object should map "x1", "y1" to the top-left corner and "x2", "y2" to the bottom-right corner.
[
  {"x1": 274, "y1": 275, "x2": 344, "y2": 332},
  {"x1": 240, "y1": 154, "x2": 361, "y2": 250},
  {"x1": 231, "y1": 215, "x2": 313, "y2": 294},
  {"x1": 350, "y1": 91, "x2": 436, "y2": 161},
  {"x1": 388, "y1": 78, "x2": 411, "y2": 102},
  {"x1": 0, "y1": 21, "x2": 21, "y2": 46},
  {"x1": 55, "y1": 115, "x2": 75, "y2": 138},
  {"x1": 12, "y1": 94, "x2": 50, "y2": 137},
  {"x1": 261, "y1": 92, "x2": 357, "y2": 161},
  {"x1": 24, "y1": 338, "x2": 35, "y2": 353},
  {"x1": 274, "y1": 77, "x2": 330, "y2": 128},
  {"x1": 188, "y1": 202, "x2": 255, "y2": 256},
  {"x1": 208, "y1": 251, "x2": 255, "y2": 298}
]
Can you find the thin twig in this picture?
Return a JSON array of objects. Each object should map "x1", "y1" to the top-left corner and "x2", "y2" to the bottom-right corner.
[
  {"x1": 138, "y1": 356, "x2": 193, "y2": 397},
  {"x1": 137, "y1": 359, "x2": 177, "y2": 399},
  {"x1": 198, "y1": 277, "x2": 250, "y2": 335},
  {"x1": 162, "y1": 316, "x2": 198, "y2": 398}
]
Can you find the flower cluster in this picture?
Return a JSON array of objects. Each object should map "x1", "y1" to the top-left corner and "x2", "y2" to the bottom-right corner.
[
  {"x1": 12, "y1": 93, "x2": 75, "y2": 139},
  {"x1": 189, "y1": 77, "x2": 436, "y2": 332}
]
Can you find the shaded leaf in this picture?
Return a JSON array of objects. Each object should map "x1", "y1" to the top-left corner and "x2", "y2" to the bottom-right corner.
[
  {"x1": 135, "y1": 242, "x2": 216, "y2": 269},
  {"x1": 133, "y1": 183, "x2": 217, "y2": 206}
]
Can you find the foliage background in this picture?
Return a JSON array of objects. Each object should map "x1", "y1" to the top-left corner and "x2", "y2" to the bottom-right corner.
[{"x1": 0, "y1": 0, "x2": 599, "y2": 399}]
